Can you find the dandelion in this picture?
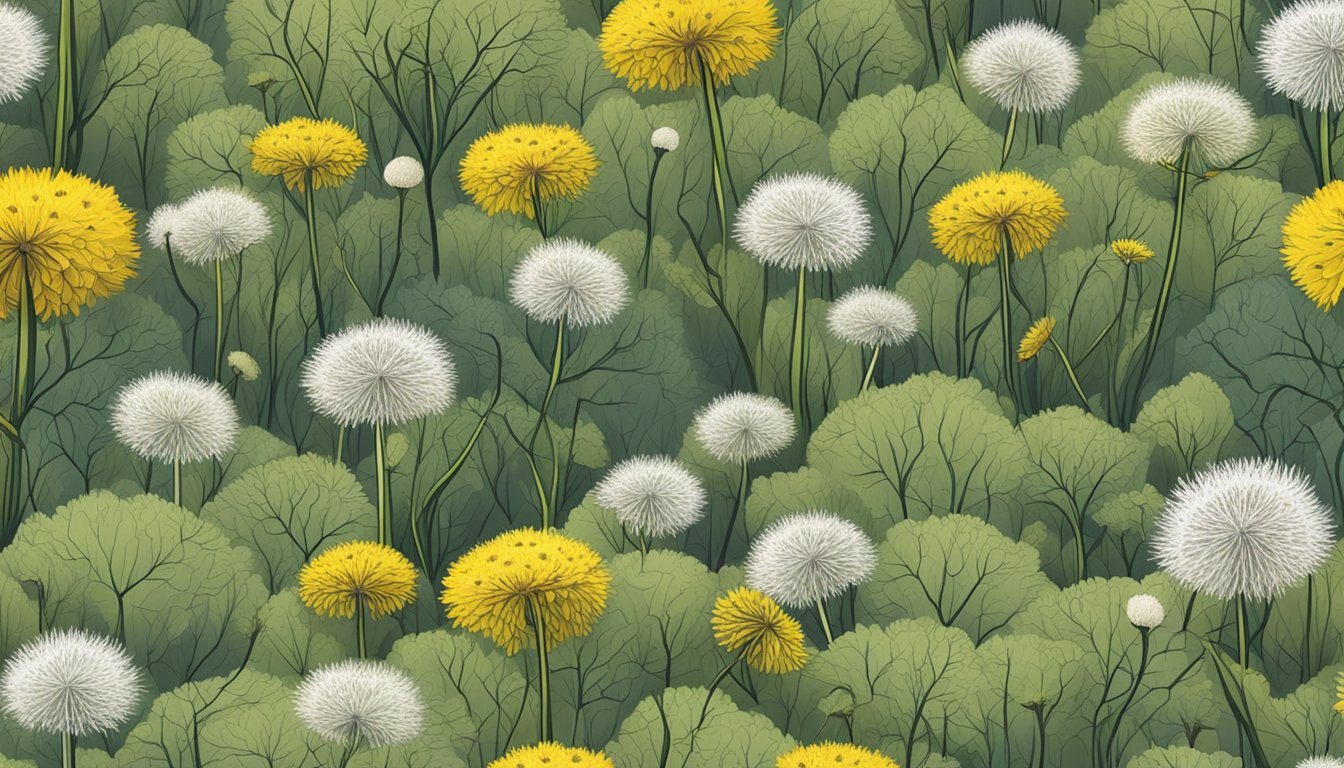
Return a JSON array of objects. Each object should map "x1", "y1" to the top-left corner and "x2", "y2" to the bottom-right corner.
[
  {"x1": 459, "y1": 123, "x2": 597, "y2": 237},
  {"x1": 298, "y1": 541, "x2": 417, "y2": 659},
  {"x1": 1152, "y1": 458, "x2": 1333, "y2": 665},
  {"x1": 651, "y1": 126, "x2": 680, "y2": 152},
  {"x1": 595, "y1": 455, "x2": 707, "y2": 548},
  {"x1": 0, "y1": 3, "x2": 44, "y2": 104},
  {"x1": 1110, "y1": 238, "x2": 1154, "y2": 265},
  {"x1": 1126, "y1": 594, "x2": 1165, "y2": 630},
  {"x1": 440, "y1": 528, "x2": 609, "y2": 740},
  {"x1": 487, "y1": 743, "x2": 614, "y2": 768},
  {"x1": 775, "y1": 743, "x2": 900, "y2": 768},
  {"x1": 745, "y1": 510, "x2": 877, "y2": 645},
  {"x1": 1300, "y1": 757, "x2": 1344, "y2": 768},
  {"x1": 963, "y1": 20, "x2": 1080, "y2": 163},
  {"x1": 640, "y1": 127, "x2": 679, "y2": 287},
  {"x1": 249, "y1": 117, "x2": 366, "y2": 336},
  {"x1": 510, "y1": 239, "x2": 629, "y2": 526},
  {"x1": 1, "y1": 629, "x2": 140, "y2": 767},
  {"x1": 693, "y1": 392, "x2": 795, "y2": 570},
  {"x1": 227, "y1": 351, "x2": 260, "y2": 382},
  {"x1": 1259, "y1": 0, "x2": 1344, "y2": 183},
  {"x1": 1120, "y1": 80, "x2": 1254, "y2": 417},
  {"x1": 1105, "y1": 593, "x2": 1166, "y2": 760},
  {"x1": 172, "y1": 187, "x2": 271, "y2": 381},
  {"x1": 110, "y1": 371, "x2": 239, "y2": 506},
  {"x1": 827, "y1": 287, "x2": 918, "y2": 390},
  {"x1": 301, "y1": 317, "x2": 455, "y2": 548},
  {"x1": 712, "y1": 587, "x2": 807, "y2": 674},
  {"x1": 929, "y1": 170, "x2": 1065, "y2": 412},
  {"x1": 382, "y1": 156, "x2": 424, "y2": 190},
  {"x1": 1017, "y1": 316, "x2": 1055, "y2": 362},
  {"x1": 294, "y1": 660, "x2": 423, "y2": 757},
  {"x1": 1282, "y1": 180, "x2": 1344, "y2": 309},
  {"x1": 144, "y1": 204, "x2": 181, "y2": 252}
]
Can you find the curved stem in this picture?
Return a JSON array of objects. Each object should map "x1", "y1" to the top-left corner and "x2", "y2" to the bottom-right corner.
[
  {"x1": 1000, "y1": 109, "x2": 1018, "y2": 167},
  {"x1": 302, "y1": 173, "x2": 327, "y2": 337},
  {"x1": 816, "y1": 598, "x2": 835, "y2": 645},
  {"x1": 162, "y1": 239, "x2": 203, "y2": 370},
  {"x1": 955, "y1": 265, "x2": 971, "y2": 376},
  {"x1": 213, "y1": 259, "x2": 225, "y2": 381},
  {"x1": 697, "y1": 645, "x2": 750, "y2": 729},
  {"x1": 528, "y1": 324, "x2": 566, "y2": 528},
  {"x1": 172, "y1": 461, "x2": 182, "y2": 507},
  {"x1": 529, "y1": 600, "x2": 552, "y2": 741},
  {"x1": 789, "y1": 267, "x2": 808, "y2": 428},
  {"x1": 641, "y1": 151, "x2": 666, "y2": 290},
  {"x1": 1321, "y1": 110, "x2": 1334, "y2": 187},
  {"x1": 698, "y1": 58, "x2": 731, "y2": 267},
  {"x1": 714, "y1": 461, "x2": 750, "y2": 571},
  {"x1": 3, "y1": 255, "x2": 35, "y2": 544},
  {"x1": 375, "y1": 191, "x2": 407, "y2": 315},
  {"x1": 355, "y1": 593, "x2": 367, "y2": 660},
  {"x1": 1104, "y1": 629, "x2": 1150, "y2": 767},
  {"x1": 860, "y1": 346, "x2": 881, "y2": 392},
  {"x1": 1033, "y1": 705, "x2": 1047, "y2": 768},
  {"x1": 1049, "y1": 339, "x2": 1092, "y2": 413}
]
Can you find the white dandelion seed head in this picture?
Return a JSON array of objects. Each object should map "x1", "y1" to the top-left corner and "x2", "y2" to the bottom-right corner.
[
  {"x1": 594, "y1": 455, "x2": 707, "y2": 539},
  {"x1": 651, "y1": 126, "x2": 680, "y2": 152},
  {"x1": 0, "y1": 629, "x2": 140, "y2": 737},
  {"x1": 692, "y1": 392, "x2": 795, "y2": 465},
  {"x1": 111, "y1": 371, "x2": 240, "y2": 465},
  {"x1": 171, "y1": 187, "x2": 272, "y2": 265},
  {"x1": 745, "y1": 511, "x2": 878, "y2": 608},
  {"x1": 827, "y1": 286, "x2": 919, "y2": 349},
  {"x1": 294, "y1": 660, "x2": 424, "y2": 748},
  {"x1": 962, "y1": 19, "x2": 1081, "y2": 113},
  {"x1": 735, "y1": 173, "x2": 872, "y2": 272},
  {"x1": 227, "y1": 350, "x2": 260, "y2": 382},
  {"x1": 1151, "y1": 458, "x2": 1335, "y2": 601},
  {"x1": 509, "y1": 238, "x2": 630, "y2": 327},
  {"x1": 1125, "y1": 594, "x2": 1165, "y2": 629},
  {"x1": 1121, "y1": 79, "x2": 1257, "y2": 167},
  {"x1": 1259, "y1": 0, "x2": 1344, "y2": 112},
  {"x1": 300, "y1": 317, "x2": 456, "y2": 428},
  {"x1": 1299, "y1": 758, "x2": 1344, "y2": 768},
  {"x1": 144, "y1": 203, "x2": 182, "y2": 251},
  {"x1": 383, "y1": 156, "x2": 424, "y2": 189},
  {"x1": 0, "y1": 3, "x2": 45, "y2": 105}
]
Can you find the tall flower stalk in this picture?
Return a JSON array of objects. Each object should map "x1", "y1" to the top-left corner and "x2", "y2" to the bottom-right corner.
[
  {"x1": 378, "y1": 157, "x2": 424, "y2": 315},
  {"x1": 641, "y1": 127, "x2": 680, "y2": 288}
]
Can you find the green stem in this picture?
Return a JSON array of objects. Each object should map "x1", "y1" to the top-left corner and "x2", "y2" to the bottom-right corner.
[
  {"x1": 529, "y1": 324, "x2": 565, "y2": 528},
  {"x1": 53, "y1": 0, "x2": 75, "y2": 169},
  {"x1": 1236, "y1": 595, "x2": 1249, "y2": 668},
  {"x1": 817, "y1": 598, "x2": 835, "y2": 646},
  {"x1": 355, "y1": 593, "x2": 367, "y2": 660},
  {"x1": 713, "y1": 461, "x2": 749, "y2": 571},
  {"x1": 1322, "y1": 110, "x2": 1334, "y2": 187},
  {"x1": 172, "y1": 461, "x2": 182, "y2": 507},
  {"x1": 3, "y1": 255, "x2": 35, "y2": 544},
  {"x1": 213, "y1": 259, "x2": 225, "y2": 381},
  {"x1": 641, "y1": 150, "x2": 666, "y2": 290},
  {"x1": 1129, "y1": 146, "x2": 1190, "y2": 420},
  {"x1": 1103, "y1": 629, "x2": 1150, "y2": 767},
  {"x1": 1032, "y1": 705, "x2": 1047, "y2": 768},
  {"x1": 335, "y1": 424, "x2": 346, "y2": 466},
  {"x1": 789, "y1": 268, "x2": 807, "y2": 428},
  {"x1": 530, "y1": 600, "x2": 552, "y2": 741},
  {"x1": 860, "y1": 346, "x2": 881, "y2": 392},
  {"x1": 1000, "y1": 109, "x2": 1018, "y2": 167},
  {"x1": 62, "y1": 732, "x2": 74, "y2": 768},
  {"x1": 1049, "y1": 339, "x2": 1091, "y2": 413},
  {"x1": 375, "y1": 423, "x2": 388, "y2": 546},
  {"x1": 997, "y1": 238, "x2": 1018, "y2": 412},
  {"x1": 530, "y1": 176, "x2": 549, "y2": 239},
  {"x1": 697, "y1": 645, "x2": 750, "y2": 729},
  {"x1": 698, "y1": 57, "x2": 731, "y2": 273},
  {"x1": 375, "y1": 191, "x2": 407, "y2": 315},
  {"x1": 302, "y1": 173, "x2": 328, "y2": 337},
  {"x1": 956, "y1": 265, "x2": 971, "y2": 377}
]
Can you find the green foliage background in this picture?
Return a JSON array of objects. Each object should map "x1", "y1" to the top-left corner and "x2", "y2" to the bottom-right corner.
[{"x1": 0, "y1": 0, "x2": 1340, "y2": 766}]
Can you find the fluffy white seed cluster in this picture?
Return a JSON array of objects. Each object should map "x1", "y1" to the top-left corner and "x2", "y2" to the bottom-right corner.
[
  {"x1": 0, "y1": 629, "x2": 140, "y2": 737},
  {"x1": 383, "y1": 156, "x2": 425, "y2": 189},
  {"x1": 1121, "y1": 79, "x2": 1257, "y2": 167},
  {"x1": 692, "y1": 392, "x2": 795, "y2": 465},
  {"x1": 301, "y1": 317, "x2": 456, "y2": 428},
  {"x1": 111, "y1": 371, "x2": 240, "y2": 464},
  {"x1": 827, "y1": 286, "x2": 919, "y2": 348},
  {"x1": 1151, "y1": 458, "x2": 1335, "y2": 601},
  {"x1": 171, "y1": 187, "x2": 272, "y2": 265},
  {"x1": 510, "y1": 238, "x2": 630, "y2": 327},
  {"x1": 0, "y1": 3, "x2": 45, "y2": 104},
  {"x1": 735, "y1": 173, "x2": 872, "y2": 272},
  {"x1": 1299, "y1": 758, "x2": 1344, "y2": 768},
  {"x1": 651, "y1": 126, "x2": 680, "y2": 152},
  {"x1": 595, "y1": 455, "x2": 707, "y2": 539},
  {"x1": 963, "y1": 19, "x2": 1081, "y2": 113},
  {"x1": 144, "y1": 203, "x2": 183, "y2": 252},
  {"x1": 1125, "y1": 594, "x2": 1165, "y2": 629},
  {"x1": 745, "y1": 511, "x2": 878, "y2": 608},
  {"x1": 1259, "y1": 0, "x2": 1344, "y2": 112},
  {"x1": 294, "y1": 660, "x2": 424, "y2": 748}
]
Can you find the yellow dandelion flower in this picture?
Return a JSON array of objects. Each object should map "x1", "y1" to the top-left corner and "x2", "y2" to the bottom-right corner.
[
  {"x1": 1110, "y1": 238, "x2": 1154, "y2": 265},
  {"x1": 439, "y1": 528, "x2": 610, "y2": 654},
  {"x1": 249, "y1": 117, "x2": 367, "y2": 192},
  {"x1": 1017, "y1": 316, "x2": 1056, "y2": 363},
  {"x1": 1282, "y1": 180, "x2": 1344, "y2": 310},
  {"x1": 928, "y1": 170, "x2": 1067, "y2": 267},
  {"x1": 0, "y1": 167, "x2": 138, "y2": 320},
  {"x1": 600, "y1": 0, "x2": 780, "y2": 91},
  {"x1": 1335, "y1": 671, "x2": 1344, "y2": 717},
  {"x1": 458, "y1": 124, "x2": 597, "y2": 219},
  {"x1": 776, "y1": 742, "x2": 900, "y2": 768},
  {"x1": 712, "y1": 587, "x2": 808, "y2": 674},
  {"x1": 487, "y1": 742, "x2": 614, "y2": 768},
  {"x1": 298, "y1": 541, "x2": 417, "y2": 619}
]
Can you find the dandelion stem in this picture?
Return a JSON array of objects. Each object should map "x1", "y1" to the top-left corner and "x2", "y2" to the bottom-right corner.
[
  {"x1": 172, "y1": 461, "x2": 182, "y2": 507},
  {"x1": 375, "y1": 423, "x2": 389, "y2": 546},
  {"x1": 955, "y1": 265, "x2": 972, "y2": 377},
  {"x1": 335, "y1": 424, "x2": 346, "y2": 466},
  {"x1": 698, "y1": 58, "x2": 732, "y2": 271},
  {"x1": 713, "y1": 461, "x2": 750, "y2": 571},
  {"x1": 641, "y1": 150, "x2": 667, "y2": 290},
  {"x1": 2, "y1": 256, "x2": 35, "y2": 544},
  {"x1": 375, "y1": 190, "x2": 407, "y2": 315},
  {"x1": 996, "y1": 236, "x2": 1019, "y2": 413},
  {"x1": 529, "y1": 324, "x2": 566, "y2": 529},
  {"x1": 1103, "y1": 628, "x2": 1150, "y2": 767},
  {"x1": 789, "y1": 267, "x2": 808, "y2": 429},
  {"x1": 53, "y1": 0, "x2": 75, "y2": 169},
  {"x1": 62, "y1": 732, "x2": 75, "y2": 768},
  {"x1": 161, "y1": 238, "x2": 203, "y2": 372},
  {"x1": 213, "y1": 259, "x2": 225, "y2": 382},
  {"x1": 698, "y1": 644, "x2": 750, "y2": 729},
  {"x1": 302, "y1": 171, "x2": 328, "y2": 337},
  {"x1": 529, "y1": 600, "x2": 552, "y2": 741},
  {"x1": 1321, "y1": 109, "x2": 1334, "y2": 186},
  {"x1": 860, "y1": 346, "x2": 881, "y2": 392},
  {"x1": 1000, "y1": 109, "x2": 1018, "y2": 167},
  {"x1": 355, "y1": 593, "x2": 367, "y2": 660},
  {"x1": 1048, "y1": 339, "x2": 1091, "y2": 413},
  {"x1": 1236, "y1": 594, "x2": 1249, "y2": 668},
  {"x1": 530, "y1": 176, "x2": 549, "y2": 239},
  {"x1": 816, "y1": 598, "x2": 835, "y2": 646}
]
